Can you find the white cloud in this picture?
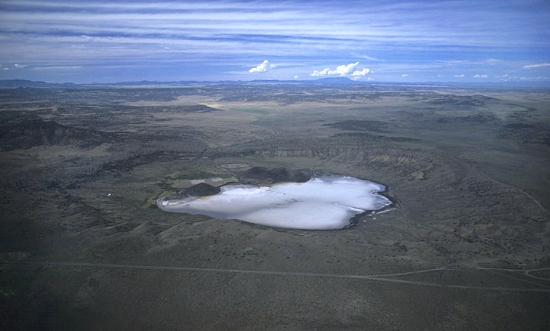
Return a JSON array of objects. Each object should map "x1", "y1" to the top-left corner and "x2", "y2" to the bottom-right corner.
[
  {"x1": 454, "y1": 74, "x2": 464, "y2": 77},
  {"x1": 352, "y1": 68, "x2": 370, "y2": 77},
  {"x1": 14, "y1": 64, "x2": 27, "y2": 69},
  {"x1": 311, "y1": 62, "x2": 370, "y2": 78},
  {"x1": 2, "y1": 1, "x2": 547, "y2": 83},
  {"x1": 311, "y1": 68, "x2": 330, "y2": 76},
  {"x1": 523, "y1": 63, "x2": 550, "y2": 69},
  {"x1": 312, "y1": 62, "x2": 357, "y2": 76},
  {"x1": 473, "y1": 74, "x2": 488, "y2": 78},
  {"x1": 401, "y1": 74, "x2": 408, "y2": 77},
  {"x1": 249, "y1": 60, "x2": 275, "y2": 73}
]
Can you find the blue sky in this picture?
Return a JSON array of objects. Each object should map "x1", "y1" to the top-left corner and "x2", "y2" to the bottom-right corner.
[{"x1": 0, "y1": 0, "x2": 549, "y2": 84}]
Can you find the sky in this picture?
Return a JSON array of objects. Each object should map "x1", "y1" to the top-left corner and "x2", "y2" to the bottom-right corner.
[{"x1": 0, "y1": 0, "x2": 549, "y2": 84}]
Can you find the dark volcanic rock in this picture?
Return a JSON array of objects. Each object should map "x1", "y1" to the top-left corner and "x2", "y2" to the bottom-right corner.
[
  {"x1": 184, "y1": 183, "x2": 221, "y2": 196},
  {"x1": 238, "y1": 167, "x2": 311, "y2": 185}
]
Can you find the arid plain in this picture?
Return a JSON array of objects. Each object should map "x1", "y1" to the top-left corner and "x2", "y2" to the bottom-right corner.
[{"x1": 1, "y1": 82, "x2": 549, "y2": 330}]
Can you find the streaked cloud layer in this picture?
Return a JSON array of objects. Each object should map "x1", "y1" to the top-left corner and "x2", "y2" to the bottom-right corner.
[{"x1": 0, "y1": 0, "x2": 549, "y2": 84}]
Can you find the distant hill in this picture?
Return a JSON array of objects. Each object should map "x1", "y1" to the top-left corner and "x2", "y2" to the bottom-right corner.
[
  {"x1": 0, "y1": 78, "x2": 362, "y2": 88},
  {"x1": 0, "y1": 79, "x2": 77, "y2": 88},
  {"x1": 311, "y1": 77, "x2": 358, "y2": 84},
  {"x1": 95, "y1": 80, "x2": 200, "y2": 86}
]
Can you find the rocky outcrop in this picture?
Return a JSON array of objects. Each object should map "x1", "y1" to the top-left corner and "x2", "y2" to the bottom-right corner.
[
  {"x1": 238, "y1": 167, "x2": 311, "y2": 185},
  {"x1": 183, "y1": 183, "x2": 221, "y2": 196}
]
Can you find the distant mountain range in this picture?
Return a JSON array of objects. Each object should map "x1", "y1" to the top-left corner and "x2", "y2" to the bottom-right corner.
[
  {"x1": 0, "y1": 78, "x2": 547, "y2": 88},
  {"x1": 0, "y1": 79, "x2": 79, "y2": 88},
  {"x1": 0, "y1": 77, "x2": 359, "y2": 88}
]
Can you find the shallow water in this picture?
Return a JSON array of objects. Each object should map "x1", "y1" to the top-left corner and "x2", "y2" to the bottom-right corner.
[{"x1": 158, "y1": 176, "x2": 392, "y2": 230}]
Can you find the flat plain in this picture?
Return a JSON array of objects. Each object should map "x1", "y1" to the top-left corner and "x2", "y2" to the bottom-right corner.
[{"x1": 1, "y1": 83, "x2": 549, "y2": 330}]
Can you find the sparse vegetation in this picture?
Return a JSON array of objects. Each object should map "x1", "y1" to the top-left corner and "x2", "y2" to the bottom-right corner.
[{"x1": 1, "y1": 83, "x2": 549, "y2": 330}]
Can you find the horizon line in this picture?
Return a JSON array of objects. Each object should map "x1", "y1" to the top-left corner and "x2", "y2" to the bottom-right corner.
[{"x1": 1, "y1": 78, "x2": 549, "y2": 89}]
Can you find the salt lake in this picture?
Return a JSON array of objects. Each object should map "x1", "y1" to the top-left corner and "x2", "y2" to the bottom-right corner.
[{"x1": 157, "y1": 176, "x2": 392, "y2": 230}]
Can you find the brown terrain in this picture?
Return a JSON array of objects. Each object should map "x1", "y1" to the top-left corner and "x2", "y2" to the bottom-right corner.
[{"x1": 1, "y1": 83, "x2": 549, "y2": 330}]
